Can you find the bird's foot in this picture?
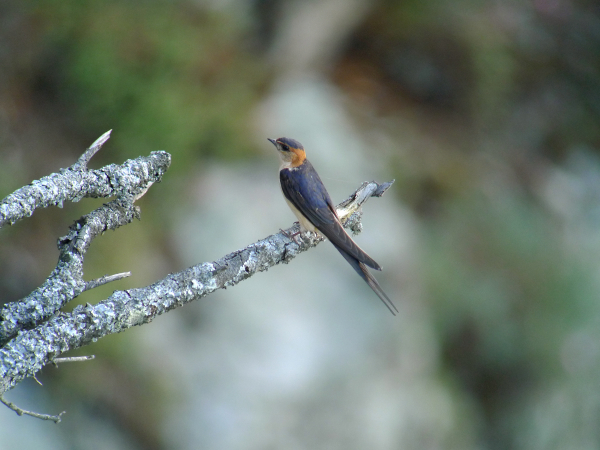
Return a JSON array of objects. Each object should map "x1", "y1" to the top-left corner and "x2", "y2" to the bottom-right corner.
[{"x1": 280, "y1": 228, "x2": 301, "y2": 245}]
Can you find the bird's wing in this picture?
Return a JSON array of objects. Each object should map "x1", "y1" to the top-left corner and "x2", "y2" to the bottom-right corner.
[{"x1": 280, "y1": 161, "x2": 381, "y2": 270}]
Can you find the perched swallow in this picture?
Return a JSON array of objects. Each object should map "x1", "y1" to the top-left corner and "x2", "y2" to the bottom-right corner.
[{"x1": 268, "y1": 137, "x2": 397, "y2": 315}]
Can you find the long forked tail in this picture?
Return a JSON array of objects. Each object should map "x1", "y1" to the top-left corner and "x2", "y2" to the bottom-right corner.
[{"x1": 335, "y1": 246, "x2": 398, "y2": 316}]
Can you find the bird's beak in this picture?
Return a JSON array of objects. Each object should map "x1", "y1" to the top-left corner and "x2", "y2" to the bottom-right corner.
[{"x1": 267, "y1": 138, "x2": 277, "y2": 147}]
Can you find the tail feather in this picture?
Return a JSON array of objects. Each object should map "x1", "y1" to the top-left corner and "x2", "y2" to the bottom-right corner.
[{"x1": 334, "y1": 246, "x2": 398, "y2": 316}]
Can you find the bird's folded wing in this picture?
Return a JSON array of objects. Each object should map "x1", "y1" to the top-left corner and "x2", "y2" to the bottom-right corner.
[{"x1": 280, "y1": 165, "x2": 381, "y2": 270}]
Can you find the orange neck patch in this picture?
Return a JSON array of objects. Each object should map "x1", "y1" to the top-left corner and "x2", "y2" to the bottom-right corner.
[{"x1": 290, "y1": 148, "x2": 306, "y2": 168}]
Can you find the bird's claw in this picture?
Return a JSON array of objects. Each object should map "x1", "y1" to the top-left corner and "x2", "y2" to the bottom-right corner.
[{"x1": 280, "y1": 228, "x2": 301, "y2": 245}]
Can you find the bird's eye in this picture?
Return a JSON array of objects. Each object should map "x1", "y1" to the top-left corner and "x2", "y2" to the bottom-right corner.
[{"x1": 281, "y1": 144, "x2": 290, "y2": 151}]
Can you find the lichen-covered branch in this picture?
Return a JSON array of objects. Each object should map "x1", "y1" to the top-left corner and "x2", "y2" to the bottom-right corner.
[
  {"x1": 0, "y1": 180, "x2": 392, "y2": 396},
  {"x1": 0, "y1": 130, "x2": 170, "y2": 228},
  {"x1": 0, "y1": 133, "x2": 171, "y2": 346},
  {"x1": 0, "y1": 199, "x2": 141, "y2": 346}
]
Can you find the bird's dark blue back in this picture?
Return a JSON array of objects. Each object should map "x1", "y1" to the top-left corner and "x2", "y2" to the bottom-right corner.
[{"x1": 280, "y1": 160, "x2": 337, "y2": 226}]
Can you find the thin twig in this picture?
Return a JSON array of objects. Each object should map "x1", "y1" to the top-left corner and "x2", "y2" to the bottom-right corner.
[
  {"x1": 74, "y1": 129, "x2": 112, "y2": 169},
  {"x1": 84, "y1": 272, "x2": 131, "y2": 292},
  {"x1": 336, "y1": 180, "x2": 394, "y2": 219},
  {"x1": 0, "y1": 396, "x2": 65, "y2": 423},
  {"x1": 32, "y1": 373, "x2": 42, "y2": 386},
  {"x1": 52, "y1": 355, "x2": 95, "y2": 366},
  {"x1": 373, "y1": 180, "x2": 395, "y2": 197}
]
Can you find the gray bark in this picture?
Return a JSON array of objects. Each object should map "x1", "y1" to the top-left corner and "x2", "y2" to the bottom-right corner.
[
  {"x1": 0, "y1": 131, "x2": 393, "y2": 397},
  {"x1": 0, "y1": 131, "x2": 171, "y2": 346}
]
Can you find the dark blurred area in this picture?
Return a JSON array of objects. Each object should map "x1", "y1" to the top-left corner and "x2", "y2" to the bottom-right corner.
[{"x1": 2, "y1": 0, "x2": 600, "y2": 449}]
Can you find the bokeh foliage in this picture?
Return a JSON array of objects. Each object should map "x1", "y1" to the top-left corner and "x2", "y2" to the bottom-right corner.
[
  {"x1": 2, "y1": 0, "x2": 600, "y2": 448},
  {"x1": 28, "y1": 0, "x2": 265, "y2": 166}
]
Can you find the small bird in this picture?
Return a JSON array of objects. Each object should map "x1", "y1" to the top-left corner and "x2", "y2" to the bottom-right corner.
[{"x1": 268, "y1": 137, "x2": 398, "y2": 315}]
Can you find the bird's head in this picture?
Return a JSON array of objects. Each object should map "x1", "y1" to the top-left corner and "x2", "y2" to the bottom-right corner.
[{"x1": 268, "y1": 137, "x2": 306, "y2": 168}]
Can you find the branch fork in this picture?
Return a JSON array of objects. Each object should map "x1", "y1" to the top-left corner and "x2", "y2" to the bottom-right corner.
[{"x1": 0, "y1": 131, "x2": 393, "y2": 422}]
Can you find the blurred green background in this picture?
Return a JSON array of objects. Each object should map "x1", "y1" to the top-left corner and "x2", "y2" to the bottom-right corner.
[{"x1": 1, "y1": 0, "x2": 600, "y2": 449}]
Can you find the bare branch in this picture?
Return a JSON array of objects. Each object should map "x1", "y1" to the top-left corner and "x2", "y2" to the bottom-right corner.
[
  {"x1": 0, "y1": 180, "x2": 393, "y2": 397},
  {"x1": 52, "y1": 355, "x2": 95, "y2": 366},
  {"x1": 0, "y1": 141, "x2": 170, "y2": 346},
  {"x1": 0, "y1": 198, "x2": 142, "y2": 346},
  {"x1": 0, "y1": 131, "x2": 170, "y2": 228},
  {"x1": 336, "y1": 180, "x2": 395, "y2": 235},
  {"x1": 0, "y1": 396, "x2": 65, "y2": 423},
  {"x1": 84, "y1": 272, "x2": 132, "y2": 292},
  {"x1": 32, "y1": 373, "x2": 42, "y2": 386},
  {"x1": 73, "y1": 129, "x2": 112, "y2": 169}
]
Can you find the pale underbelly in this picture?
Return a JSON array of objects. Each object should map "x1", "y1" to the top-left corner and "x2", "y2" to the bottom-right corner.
[{"x1": 284, "y1": 198, "x2": 318, "y2": 233}]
